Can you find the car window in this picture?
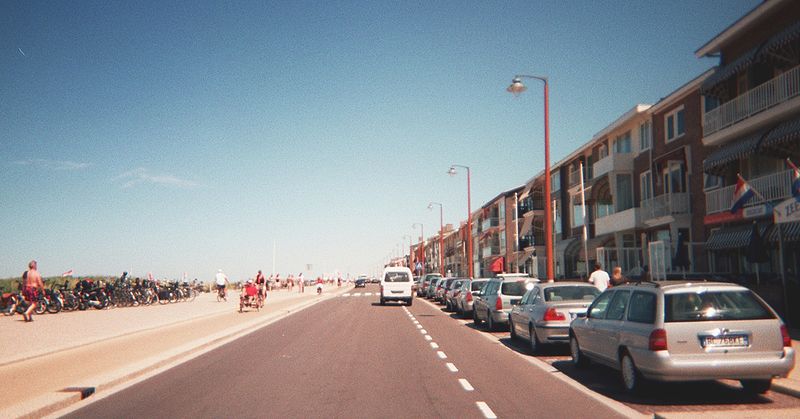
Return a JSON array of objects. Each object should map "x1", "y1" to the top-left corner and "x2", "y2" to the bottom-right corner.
[
  {"x1": 544, "y1": 286, "x2": 600, "y2": 302},
  {"x1": 627, "y1": 292, "x2": 656, "y2": 324},
  {"x1": 665, "y1": 290, "x2": 775, "y2": 322},
  {"x1": 487, "y1": 281, "x2": 500, "y2": 295},
  {"x1": 384, "y1": 272, "x2": 410, "y2": 282},
  {"x1": 501, "y1": 281, "x2": 527, "y2": 296},
  {"x1": 606, "y1": 290, "x2": 631, "y2": 321},
  {"x1": 588, "y1": 291, "x2": 614, "y2": 319},
  {"x1": 471, "y1": 281, "x2": 485, "y2": 291}
]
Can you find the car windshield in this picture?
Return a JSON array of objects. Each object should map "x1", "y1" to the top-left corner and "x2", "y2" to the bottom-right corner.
[
  {"x1": 665, "y1": 290, "x2": 774, "y2": 322},
  {"x1": 471, "y1": 281, "x2": 484, "y2": 291},
  {"x1": 384, "y1": 272, "x2": 410, "y2": 282},
  {"x1": 544, "y1": 286, "x2": 600, "y2": 302},
  {"x1": 501, "y1": 281, "x2": 528, "y2": 296}
]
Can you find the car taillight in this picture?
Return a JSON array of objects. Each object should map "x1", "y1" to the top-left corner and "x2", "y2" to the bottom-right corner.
[
  {"x1": 543, "y1": 307, "x2": 566, "y2": 321},
  {"x1": 649, "y1": 328, "x2": 668, "y2": 351},
  {"x1": 466, "y1": 292, "x2": 473, "y2": 303},
  {"x1": 495, "y1": 296, "x2": 503, "y2": 311},
  {"x1": 781, "y1": 325, "x2": 792, "y2": 348}
]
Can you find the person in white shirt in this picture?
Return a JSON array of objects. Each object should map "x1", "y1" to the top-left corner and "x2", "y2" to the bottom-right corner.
[
  {"x1": 215, "y1": 269, "x2": 229, "y2": 300},
  {"x1": 588, "y1": 263, "x2": 610, "y2": 292}
]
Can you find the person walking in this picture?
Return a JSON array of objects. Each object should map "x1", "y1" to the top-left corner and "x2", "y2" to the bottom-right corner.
[
  {"x1": 22, "y1": 260, "x2": 44, "y2": 322},
  {"x1": 588, "y1": 263, "x2": 610, "y2": 292},
  {"x1": 297, "y1": 273, "x2": 305, "y2": 293},
  {"x1": 215, "y1": 269, "x2": 229, "y2": 301},
  {"x1": 610, "y1": 266, "x2": 628, "y2": 287},
  {"x1": 255, "y1": 270, "x2": 266, "y2": 303}
]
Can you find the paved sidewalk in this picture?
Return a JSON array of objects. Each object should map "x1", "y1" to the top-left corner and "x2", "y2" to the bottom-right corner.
[{"x1": 0, "y1": 285, "x2": 350, "y2": 418}]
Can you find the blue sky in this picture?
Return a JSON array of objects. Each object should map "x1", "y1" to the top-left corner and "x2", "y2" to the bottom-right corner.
[{"x1": 1, "y1": 0, "x2": 758, "y2": 280}]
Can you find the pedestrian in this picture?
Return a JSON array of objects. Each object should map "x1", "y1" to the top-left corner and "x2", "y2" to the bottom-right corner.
[
  {"x1": 22, "y1": 260, "x2": 44, "y2": 322},
  {"x1": 297, "y1": 273, "x2": 305, "y2": 293},
  {"x1": 588, "y1": 263, "x2": 610, "y2": 292},
  {"x1": 215, "y1": 269, "x2": 230, "y2": 301},
  {"x1": 255, "y1": 270, "x2": 266, "y2": 302},
  {"x1": 610, "y1": 266, "x2": 628, "y2": 287},
  {"x1": 288, "y1": 274, "x2": 295, "y2": 291}
]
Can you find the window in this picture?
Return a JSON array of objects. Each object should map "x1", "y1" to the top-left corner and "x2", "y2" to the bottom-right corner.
[
  {"x1": 588, "y1": 291, "x2": 614, "y2": 319},
  {"x1": 553, "y1": 200, "x2": 562, "y2": 234},
  {"x1": 572, "y1": 195, "x2": 585, "y2": 227},
  {"x1": 616, "y1": 174, "x2": 633, "y2": 211},
  {"x1": 640, "y1": 171, "x2": 653, "y2": 201},
  {"x1": 551, "y1": 173, "x2": 561, "y2": 192},
  {"x1": 639, "y1": 120, "x2": 652, "y2": 151},
  {"x1": 662, "y1": 161, "x2": 685, "y2": 193},
  {"x1": 665, "y1": 106, "x2": 685, "y2": 142},
  {"x1": 606, "y1": 290, "x2": 631, "y2": 320},
  {"x1": 598, "y1": 143, "x2": 609, "y2": 159},
  {"x1": 613, "y1": 131, "x2": 632, "y2": 153},
  {"x1": 501, "y1": 281, "x2": 528, "y2": 296},
  {"x1": 703, "y1": 173, "x2": 723, "y2": 191},
  {"x1": 384, "y1": 272, "x2": 410, "y2": 282},
  {"x1": 627, "y1": 292, "x2": 656, "y2": 324},
  {"x1": 665, "y1": 291, "x2": 774, "y2": 322},
  {"x1": 544, "y1": 285, "x2": 599, "y2": 302}
]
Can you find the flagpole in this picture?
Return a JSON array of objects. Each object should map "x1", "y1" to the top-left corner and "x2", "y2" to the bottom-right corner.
[
  {"x1": 515, "y1": 192, "x2": 520, "y2": 273},
  {"x1": 580, "y1": 161, "x2": 589, "y2": 276}
]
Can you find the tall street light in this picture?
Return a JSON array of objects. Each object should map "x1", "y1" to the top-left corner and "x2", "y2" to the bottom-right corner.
[
  {"x1": 428, "y1": 202, "x2": 445, "y2": 276},
  {"x1": 507, "y1": 75, "x2": 554, "y2": 282},
  {"x1": 448, "y1": 165, "x2": 473, "y2": 278},
  {"x1": 412, "y1": 222, "x2": 425, "y2": 275}
]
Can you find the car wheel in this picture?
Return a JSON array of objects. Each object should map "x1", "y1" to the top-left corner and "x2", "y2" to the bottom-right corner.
[
  {"x1": 570, "y1": 335, "x2": 589, "y2": 368},
  {"x1": 509, "y1": 317, "x2": 517, "y2": 340},
  {"x1": 473, "y1": 309, "x2": 482, "y2": 325},
  {"x1": 487, "y1": 312, "x2": 494, "y2": 331},
  {"x1": 529, "y1": 326, "x2": 540, "y2": 354},
  {"x1": 741, "y1": 379, "x2": 772, "y2": 394},
  {"x1": 620, "y1": 351, "x2": 645, "y2": 393}
]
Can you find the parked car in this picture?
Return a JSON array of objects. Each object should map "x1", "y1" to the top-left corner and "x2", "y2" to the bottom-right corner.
[
  {"x1": 379, "y1": 267, "x2": 414, "y2": 306},
  {"x1": 419, "y1": 273, "x2": 442, "y2": 297},
  {"x1": 569, "y1": 281, "x2": 795, "y2": 394},
  {"x1": 473, "y1": 274, "x2": 539, "y2": 331},
  {"x1": 435, "y1": 278, "x2": 458, "y2": 304},
  {"x1": 509, "y1": 282, "x2": 600, "y2": 352},
  {"x1": 426, "y1": 277, "x2": 445, "y2": 300},
  {"x1": 455, "y1": 279, "x2": 488, "y2": 318},
  {"x1": 444, "y1": 279, "x2": 467, "y2": 312}
]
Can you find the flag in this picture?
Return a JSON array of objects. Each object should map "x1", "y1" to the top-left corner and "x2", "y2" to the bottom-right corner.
[
  {"x1": 787, "y1": 158, "x2": 800, "y2": 201},
  {"x1": 730, "y1": 174, "x2": 755, "y2": 214},
  {"x1": 61, "y1": 269, "x2": 73, "y2": 277}
]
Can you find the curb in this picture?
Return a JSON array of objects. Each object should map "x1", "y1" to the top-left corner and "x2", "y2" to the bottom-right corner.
[
  {"x1": 4, "y1": 287, "x2": 351, "y2": 419},
  {"x1": 772, "y1": 381, "x2": 800, "y2": 399}
]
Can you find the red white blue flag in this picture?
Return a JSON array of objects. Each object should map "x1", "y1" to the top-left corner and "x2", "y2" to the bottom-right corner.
[
  {"x1": 61, "y1": 269, "x2": 73, "y2": 277},
  {"x1": 730, "y1": 174, "x2": 755, "y2": 214},
  {"x1": 787, "y1": 158, "x2": 800, "y2": 202}
]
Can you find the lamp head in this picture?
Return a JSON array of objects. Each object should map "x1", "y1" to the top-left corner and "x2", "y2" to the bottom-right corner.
[
  {"x1": 427, "y1": 203, "x2": 433, "y2": 210},
  {"x1": 447, "y1": 166, "x2": 457, "y2": 176},
  {"x1": 507, "y1": 77, "x2": 527, "y2": 96}
]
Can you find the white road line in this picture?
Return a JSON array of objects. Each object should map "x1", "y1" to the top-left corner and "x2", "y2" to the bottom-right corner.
[
  {"x1": 342, "y1": 294, "x2": 351, "y2": 297},
  {"x1": 446, "y1": 363, "x2": 458, "y2": 372},
  {"x1": 476, "y1": 402, "x2": 497, "y2": 419},
  {"x1": 413, "y1": 321, "x2": 419, "y2": 325},
  {"x1": 420, "y1": 329, "x2": 427, "y2": 334},
  {"x1": 430, "y1": 342, "x2": 439, "y2": 349},
  {"x1": 364, "y1": 292, "x2": 372, "y2": 296},
  {"x1": 416, "y1": 325, "x2": 423, "y2": 329},
  {"x1": 353, "y1": 293, "x2": 361, "y2": 297},
  {"x1": 437, "y1": 351, "x2": 447, "y2": 359},
  {"x1": 424, "y1": 335, "x2": 433, "y2": 341},
  {"x1": 459, "y1": 379, "x2": 474, "y2": 391}
]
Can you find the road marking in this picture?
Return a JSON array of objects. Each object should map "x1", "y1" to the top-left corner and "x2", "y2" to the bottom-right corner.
[
  {"x1": 416, "y1": 325, "x2": 423, "y2": 329},
  {"x1": 476, "y1": 402, "x2": 497, "y2": 419},
  {"x1": 446, "y1": 363, "x2": 458, "y2": 372},
  {"x1": 342, "y1": 293, "x2": 351, "y2": 297},
  {"x1": 459, "y1": 379, "x2": 474, "y2": 391},
  {"x1": 437, "y1": 351, "x2": 447, "y2": 359},
  {"x1": 413, "y1": 320, "x2": 419, "y2": 325},
  {"x1": 424, "y1": 335, "x2": 432, "y2": 341},
  {"x1": 364, "y1": 292, "x2": 372, "y2": 296},
  {"x1": 353, "y1": 293, "x2": 361, "y2": 297},
  {"x1": 420, "y1": 329, "x2": 427, "y2": 334},
  {"x1": 430, "y1": 342, "x2": 439, "y2": 349}
]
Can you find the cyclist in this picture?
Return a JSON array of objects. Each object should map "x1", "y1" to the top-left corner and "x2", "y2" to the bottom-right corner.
[
  {"x1": 215, "y1": 269, "x2": 229, "y2": 301},
  {"x1": 255, "y1": 270, "x2": 266, "y2": 302}
]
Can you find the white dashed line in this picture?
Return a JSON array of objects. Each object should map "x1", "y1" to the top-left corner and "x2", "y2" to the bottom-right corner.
[
  {"x1": 420, "y1": 329, "x2": 427, "y2": 334},
  {"x1": 342, "y1": 294, "x2": 351, "y2": 297},
  {"x1": 430, "y1": 342, "x2": 439, "y2": 349},
  {"x1": 424, "y1": 335, "x2": 432, "y2": 341},
  {"x1": 353, "y1": 293, "x2": 361, "y2": 297},
  {"x1": 459, "y1": 379, "x2": 474, "y2": 391},
  {"x1": 476, "y1": 402, "x2": 497, "y2": 418},
  {"x1": 413, "y1": 321, "x2": 419, "y2": 325},
  {"x1": 364, "y1": 292, "x2": 372, "y2": 296},
  {"x1": 446, "y1": 363, "x2": 458, "y2": 372},
  {"x1": 416, "y1": 325, "x2": 423, "y2": 329},
  {"x1": 437, "y1": 351, "x2": 447, "y2": 359}
]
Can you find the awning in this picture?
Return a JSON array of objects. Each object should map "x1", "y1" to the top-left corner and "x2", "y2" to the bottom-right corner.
[
  {"x1": 702, "y1": 130, "x2": 766, "y2": 174},
  {"x1": 706, "y1": 223, "x2": 771, "y2": 250},
  {"x1": 700, "y1": 46, "x2": 760, "y2": 94},
  {"x1": 490, "y1": 256, "x2": 504, "y2": 273},
  {"x1": 760, "y1": 115, "x2": 800, "y2": 152},
  {"x1": 518, "y1": 213, "x2": 534, "y2": 236},
  {"x1": 767, "y1": 221, "x2": 800, "y2": 243},
  {"x1": 762, "y1": 21, "x2": 800, "y2": 55}
]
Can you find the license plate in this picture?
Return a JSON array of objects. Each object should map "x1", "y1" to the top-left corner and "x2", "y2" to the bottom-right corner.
[
  {"x1": 391, "y1": 290, "x2": 403, "y2": 294},
  {"x1": 703, "y1": 335, "x2": 748, "y2": 347}
]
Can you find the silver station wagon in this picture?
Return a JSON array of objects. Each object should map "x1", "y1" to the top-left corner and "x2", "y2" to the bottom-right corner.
[{"x1": 569, "y1": 281, "x2": 794, "y2": 394}]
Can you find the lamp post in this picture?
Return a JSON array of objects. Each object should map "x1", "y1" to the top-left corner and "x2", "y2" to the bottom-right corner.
[
  {"x1": 428, "y1": 202, "x2": 445, "y2": 276},
  {"x1": 412, "y1": 223, "x2": 425, "y2": 275},
  {"x1": 507, "y1": 75, "x2": 554, "y2": 282},
  {"x1": 448, "y1": 165, "x2": 473, "y2": 278}
]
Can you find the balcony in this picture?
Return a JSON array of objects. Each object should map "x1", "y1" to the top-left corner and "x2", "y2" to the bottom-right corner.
[
  {"x1": 593, "y1": 152, "x2": 634, "y2": 179},
  {"x1": 481, "y1": 217, "x2": 500, "y2": 231},
  {"x1": 481, "y1": 244, "x2": 501, "y2": 259},
  {"x1": 706, "y1": 169, "x2": 793, "y2": 214},
  {"x1": 594, "y1": 207, "x2": 641, "y2": 236},
  {"x1": 641, "y1": 193, "x2": 690, "y2": 220},
  {"x1": 703, "y1": 64, "x2": 800, "y2": 142}
]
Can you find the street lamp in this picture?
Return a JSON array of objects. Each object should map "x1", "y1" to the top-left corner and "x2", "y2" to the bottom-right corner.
[
  {"x1": 507, "y1": 75, "x2": 554, "y2": 282},
  {"x1": 428, "y1": 202, "x2": 445, "y2": 276},
  {"x1": 448, "y1": 164, "x2": 473, "y2": 278},
  {"x1": 412, "y1": 222, "x2": 425, "y2": 275}
]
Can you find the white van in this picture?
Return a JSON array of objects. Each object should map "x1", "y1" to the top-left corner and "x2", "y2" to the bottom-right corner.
[{"x1": 380, "y1": 267, "x2": 414, "y2": 306}]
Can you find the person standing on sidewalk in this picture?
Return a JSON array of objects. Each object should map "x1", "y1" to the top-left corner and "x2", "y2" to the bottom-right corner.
[
  {"x1": 588, "y1": 263, "x2": 610, "y2": 292},
  {"x1": 297, "y1": 273, "x2": 305, "y2": 293},
  {"x1": 22, "y1": 260, "x2": 44, "y2": 322}
]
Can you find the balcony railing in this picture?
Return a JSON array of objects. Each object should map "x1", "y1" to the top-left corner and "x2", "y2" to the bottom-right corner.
[
  {"x1": 568, "y1": 169, "x2": 590, "y2": 187},
  {"x1": 704, "y1": 64, "x2": 800, "y2": 136},
  {"x1": 593, "y1": 152, "x2": 634, "y2": 180},
  {"x1": 481, "y1": 217, "x2": 500, "y2": 231},
  {"x1": 641, "y1": 193, "x2": 690, "y2": 220},
  {"x1": 596, "y1": 247, "x2": 642, "y2": 275},
  {"x1": 706, "y1": 169, "x2": 793, "y2": 214},
  {"x1": 481, "y1": 245, "x2": 501, "y2": 258}
]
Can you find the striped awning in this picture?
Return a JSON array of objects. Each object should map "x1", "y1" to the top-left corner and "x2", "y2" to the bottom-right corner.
[
  {"x1": 701, "y1": 46, "x2": 760, "y2": 94},
  {"x1": 767, "y1": 221, "x2": 800, "y2": 243},
  {"x1": 760, "y1": 115, "x2": 800, "y2": 151},
  {"x1": 702, "y1": 130, "x2": 766, "y2": 174},
  {"x1": 762, "y1": 21, "x2": 800, "y2": 55},
  {"x1": 706, "y1": 223, "x2": 771, "y2": 250}
]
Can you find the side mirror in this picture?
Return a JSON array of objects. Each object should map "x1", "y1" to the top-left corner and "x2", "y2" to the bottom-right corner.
[{"x1": 576, "y1": 312, "x2": 587, "y2": 318}]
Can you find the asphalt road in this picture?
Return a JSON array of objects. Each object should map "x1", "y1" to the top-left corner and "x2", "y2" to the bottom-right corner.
[{"x1": 65, "y1": 284, "x2": 627, "y2": 418}]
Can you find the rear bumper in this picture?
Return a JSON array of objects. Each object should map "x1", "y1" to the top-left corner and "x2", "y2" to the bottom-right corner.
[
  {"x1": 535, "y1": 324, "x2": 570, "y2": 343},
  {"x1": 634, "y1": 348, "x2": 796, "y2": 381}
]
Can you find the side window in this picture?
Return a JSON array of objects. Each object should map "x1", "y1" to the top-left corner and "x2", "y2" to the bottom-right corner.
[
  {"x1": 588, "y1": 291, "x2": 614, "y2": 319},
  {"x1": 606, "y1": 290, "x2": 631, "y2": 321},
  {"x1": 627, "y1": 292, "x2": 656, "y2": 324},
  {"x1": 529, "y1": 288, "x2": 541, "y2": 305}
]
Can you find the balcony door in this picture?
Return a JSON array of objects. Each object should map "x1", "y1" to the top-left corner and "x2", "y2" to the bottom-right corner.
[{"x1": 662, "y1": 161, "x2": 685, "y2": 195}]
